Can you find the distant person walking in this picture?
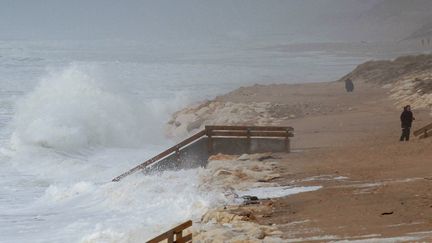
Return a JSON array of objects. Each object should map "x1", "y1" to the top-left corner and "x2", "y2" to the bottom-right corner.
[
  {"x1": 400, "y1": 105, "x2": 415, "y2": 141},
  {"x1": 345, "y1": 78, "x2": 354, "y2": 92}
]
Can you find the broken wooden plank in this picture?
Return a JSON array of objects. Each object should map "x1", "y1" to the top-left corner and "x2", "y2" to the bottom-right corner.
[{"x1": 414, "y1": 122, "x2": 432, "y2": 137}]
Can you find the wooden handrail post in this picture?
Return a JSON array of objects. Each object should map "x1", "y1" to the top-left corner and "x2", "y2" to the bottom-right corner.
[
  {"x1": 206, "y1": 126, "x2": 213, "y2": 155},
  {"x1": 168, "y1": 232, "x2": 174, "y2": 243},
  {"x1": 175, "y1": 147, "x2": 181, "y2": 164},
  {"x1": 285, "y1": 137, "x2": 290, "y2": 153},
  {"x1": 175, "y1": 231, "x2": 183, "y2": 243},
  {"x1": 285, "y1": 128, "x2": 291, "y2": 153},
  {"x1": 246, "y1": 128, "x2": 251, "y2": 153}
]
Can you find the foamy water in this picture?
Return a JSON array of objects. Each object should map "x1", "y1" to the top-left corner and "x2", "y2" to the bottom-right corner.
[{"x1": 0, "y1": 39, "x2": 369, "y2": 242}]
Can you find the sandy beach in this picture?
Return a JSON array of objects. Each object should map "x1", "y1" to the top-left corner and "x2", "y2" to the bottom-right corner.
[
  {"x1": 167, "y1": 55, "x2": 432, "y2": 242},
  {"x1": 237, "y1": 81, "x2": 432, "y2": 241}
]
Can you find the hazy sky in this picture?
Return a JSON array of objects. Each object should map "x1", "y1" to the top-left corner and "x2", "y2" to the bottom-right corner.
[{"x1": 0, "y1": 0, "x2": 383, "y2": 41}]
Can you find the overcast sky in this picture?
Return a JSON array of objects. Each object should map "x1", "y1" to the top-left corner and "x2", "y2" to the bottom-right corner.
[{"x1": 0, "y1": 0, "x2": 386, "y2": 41}]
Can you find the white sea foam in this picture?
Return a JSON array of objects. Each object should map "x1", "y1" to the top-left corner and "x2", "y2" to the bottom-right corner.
[
  {"x1": 236, "y1": 186, "x2": 322, "y2": 199},
  {"x1": 3, "y1": 169, "x2": 224, "y2": 243},
  {"x1": 10, "y1": 65, "x2": 162, "y2": 152}
]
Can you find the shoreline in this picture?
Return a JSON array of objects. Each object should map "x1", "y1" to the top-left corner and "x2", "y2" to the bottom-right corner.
[{"x1": 166, "y1": 54, "x2": 432, "y2": 241}]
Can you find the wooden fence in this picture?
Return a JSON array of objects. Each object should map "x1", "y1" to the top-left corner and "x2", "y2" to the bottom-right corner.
[{"x1": 146, "y1": 220, "x2": 192, "y2": 243}]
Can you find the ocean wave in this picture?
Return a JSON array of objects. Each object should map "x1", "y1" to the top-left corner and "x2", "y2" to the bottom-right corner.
[{"x1": 10, "y1": 64, "x2": 169, "y2": 153}]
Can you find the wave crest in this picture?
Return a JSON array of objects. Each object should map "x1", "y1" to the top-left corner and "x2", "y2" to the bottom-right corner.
[{"x1": 11, "y1": 65, "x2": 153, "y2": 152}]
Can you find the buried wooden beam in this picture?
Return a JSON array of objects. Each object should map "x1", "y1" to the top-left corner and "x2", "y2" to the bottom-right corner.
[{"x1": 413, "y1": 122, "x2": 432, "y2": 137}]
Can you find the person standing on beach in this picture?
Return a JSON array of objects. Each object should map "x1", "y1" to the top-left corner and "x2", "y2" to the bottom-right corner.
[
  {"x1": 400, "y1": 105, "x2": 415, "y2": 141},
  {"x1": 345, "y1": 78, "x2": 354, "y2": 92}
]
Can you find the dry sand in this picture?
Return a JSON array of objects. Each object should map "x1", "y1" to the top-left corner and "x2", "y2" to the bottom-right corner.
[
  {"x1": 209, "y1": 80, "x2": 432, "y2": 242},
  {"x1": 165, "y1": 55, "x2": 432, "y2": 242}
]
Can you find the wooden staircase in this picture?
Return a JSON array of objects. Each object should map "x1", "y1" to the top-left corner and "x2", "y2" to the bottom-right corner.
[
  {"x1": 112, "y1": 125, "x2": 294, "y2": 182},
  {"x1": 146, "y1": 220, "x2": 192, "y2": 243}
]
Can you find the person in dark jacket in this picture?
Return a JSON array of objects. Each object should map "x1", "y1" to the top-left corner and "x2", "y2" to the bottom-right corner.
[
  {"x1": 400, "y1": 105, "x2": 415, "y2": 141},
  {"x1": 345, "y1": 78, "x2": 354, "y2": 92}
]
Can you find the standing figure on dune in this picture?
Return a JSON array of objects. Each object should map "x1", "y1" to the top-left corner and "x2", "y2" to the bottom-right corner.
[
  {"x1": 345, "y1": 78, "x2": 354, "y2": 92},
  {"x1": 400, "y1": 105, "x2": 415, "y2": 141}
]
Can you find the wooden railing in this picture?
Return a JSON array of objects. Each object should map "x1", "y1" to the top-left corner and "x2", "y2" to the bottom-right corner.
[
  {"x1": 205, "y1": 125, "x2": 294, "y2": 154},
  {"x1": 146, "y1": 220, "x2": 192, "y2": 243},
  {"x1": 414, "y1": 122, "x2": 432, "y2": 139},
  {"x1": 112, "y1": 130, "x2": 206, "y2": 182},
  {"x1": 112, "y1": 125, "x2": 294, "y2": 182}
]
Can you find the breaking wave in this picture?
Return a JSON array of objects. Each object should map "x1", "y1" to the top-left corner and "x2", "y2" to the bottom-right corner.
[{"x1": 10, "y1": 64, "x2": 175, "y2": 153}]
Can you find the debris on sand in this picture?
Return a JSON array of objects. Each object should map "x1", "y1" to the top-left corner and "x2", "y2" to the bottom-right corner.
[{"x1": 194, "y1": 153, "x2": 322, "y2": 242}]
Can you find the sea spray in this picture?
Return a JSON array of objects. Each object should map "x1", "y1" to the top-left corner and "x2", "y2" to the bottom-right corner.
[{"x1": 11, "y1": 65, "x2": 149, "y2": 152}]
